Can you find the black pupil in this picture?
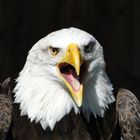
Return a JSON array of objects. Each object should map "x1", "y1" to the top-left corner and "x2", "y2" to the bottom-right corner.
[
  {"x1": 84, "y1": 41, "x2": 96, "y2": 53},
  {"x1": 53, "y1": 48, "x2": 57, "y2": 52},
  {"x1": 51, "y1": 47, "x2": 58, "y2": 53}
]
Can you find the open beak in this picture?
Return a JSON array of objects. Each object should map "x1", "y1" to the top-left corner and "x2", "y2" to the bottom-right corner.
[{"x1": 57, "y1": 43, "x2": 83, "y2": 107}]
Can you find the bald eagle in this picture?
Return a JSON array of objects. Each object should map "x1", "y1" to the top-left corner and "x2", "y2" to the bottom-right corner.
[{"x1": 0, "y1": 28, "x2": 140, "y2": 140}]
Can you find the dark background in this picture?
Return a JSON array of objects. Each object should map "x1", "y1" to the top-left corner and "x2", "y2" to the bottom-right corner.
[{"x1": 0, "y1": 0, "x2": 140, "y2": 98}]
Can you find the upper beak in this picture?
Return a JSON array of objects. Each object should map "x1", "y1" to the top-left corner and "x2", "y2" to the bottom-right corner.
[
  {"x1": 58, "y1": 43, "x2": 83, "y2": 107},
  {"x1": 63, "y1": 43, "x2": 81, "y2": 75}
]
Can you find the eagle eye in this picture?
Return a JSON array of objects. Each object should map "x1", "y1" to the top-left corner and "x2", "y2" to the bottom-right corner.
[
  {"x1": 84, "y1": 41, "x2": 96, "y2": 53},
  {"x1": 49, "y1": 47, "x2": 59, "y2": 56}
]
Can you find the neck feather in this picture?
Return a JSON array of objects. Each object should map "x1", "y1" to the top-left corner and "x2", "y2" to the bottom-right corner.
[
  {"x1": 13, "y1": 64, "x2": 79, "y2": 130},
  {"x1": 82, "y1": 70, "x2": 115, "y2": 120}
]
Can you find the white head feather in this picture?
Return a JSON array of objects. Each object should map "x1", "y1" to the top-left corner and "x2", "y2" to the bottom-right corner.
[{"x1": 13, "y1": 27, "x2": 115, "y2": 130}]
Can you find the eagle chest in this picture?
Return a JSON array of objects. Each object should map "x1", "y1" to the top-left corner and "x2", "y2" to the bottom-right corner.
[{"x1": 12, "y1": 105, "x2": 93, "y2": 140}]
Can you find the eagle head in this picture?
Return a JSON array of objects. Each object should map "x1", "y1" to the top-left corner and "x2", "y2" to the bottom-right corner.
[{"x1": 14, "y1": 27, "x2": 115, "y2": 130}]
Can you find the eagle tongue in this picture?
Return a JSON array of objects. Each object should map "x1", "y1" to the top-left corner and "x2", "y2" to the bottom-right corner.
[
  {"x1": 63, "y1": 69, "x2": 80, "y2": 92},
  {"x1": 70, "y1": 69, "x2": 80, "y2": 92}
]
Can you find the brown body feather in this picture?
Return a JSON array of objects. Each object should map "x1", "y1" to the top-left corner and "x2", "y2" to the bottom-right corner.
[
  {"x1": 0, "y1": 78, "x2": 13, "y2": 140},
  {"x1": 116, "y1": 89, "x2": 140, "y2": 140}
]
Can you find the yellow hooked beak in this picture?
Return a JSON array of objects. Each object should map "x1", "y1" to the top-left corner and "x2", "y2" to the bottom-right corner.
[{"x1": 58, "y1": 43, "x2": 83, "y2": 107}]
